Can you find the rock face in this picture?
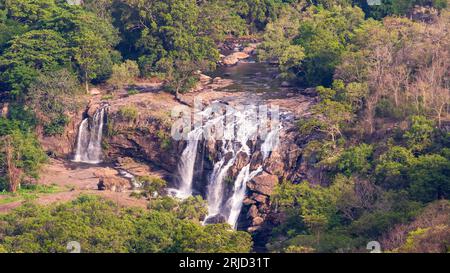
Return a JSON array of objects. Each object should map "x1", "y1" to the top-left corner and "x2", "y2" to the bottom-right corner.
[
  {"x1": 247, "y1": 172, "x2": 278, "y2": 196},
  {"x1": 37, "y1": 108, "x2": 85, "y2": 158}
]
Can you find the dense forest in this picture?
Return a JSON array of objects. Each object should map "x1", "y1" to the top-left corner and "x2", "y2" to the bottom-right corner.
[{"x1": 0, "y1": 0, "x2": 449, "y2": 253}]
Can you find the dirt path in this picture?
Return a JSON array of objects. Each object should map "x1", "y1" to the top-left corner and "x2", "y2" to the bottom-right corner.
[{"x1": 0, "y1": 159, "x2": 148, "y2": 214}]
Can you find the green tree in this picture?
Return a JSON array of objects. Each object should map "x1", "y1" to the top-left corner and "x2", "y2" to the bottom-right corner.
[
  {"x1": 295, "y1": 5, "x2": 365, "y2": 86},
  {"x1": 403, "y1": 116, "x2": 435, "y2": 153},
  {"x1": 258, "y1": 4, "x2": 305, "y2": 79},
  {"x1": 408, "y1": 154, "x2": 450, "y2": 202},
  {"x1": 72, "y1": 29, "x2": 112, "y2": 93},
  {"x1": 337, "y1": 144, "x2": 373, "y2": 177},
  {"x1": 26, "y1": 69, "x2": 83, "y2": 136},
  {"x1": 0, "y1": 29, "x2": 69, "y2": 97}
]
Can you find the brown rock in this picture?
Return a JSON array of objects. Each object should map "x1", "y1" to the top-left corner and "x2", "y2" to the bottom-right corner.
[
  {"x1": 247, "y1": 204, "x2": 259, "y2": 219},
  {"x1": 253, "y1": 194, "x2": 268, "y2": 204},
  {"x1": 89, "y1": 88, "x2": 102, "y2": 95},
  {"x1": 98, "y1": 176, "x2": 129, "y2": 192},
  {"x1": 252, "y1": 217, "x2": 264, "y2": 226},
  {"x1": 222, "y1": 52, "x2": 250, "y2": 66},
  {"x1": 243, "y1": 197, "x2": 256, "y2": 205},
  {"x1": 247, "y1": 172, "x2": 278, "y2": 196},
  {"x1": 223, "y1": 55, "x2": 239, "y2": 66}
]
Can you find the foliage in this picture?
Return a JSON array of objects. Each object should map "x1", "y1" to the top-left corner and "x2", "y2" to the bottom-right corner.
[
  {"x1": 0, "y1": 195, "x2": 252, "y2": 253},
  {"x1": 107, "y1": 60, "x2": 139, "y2": 90},
  {"x1": 0, "y1": 29, "x2": 69, "y2": 97},
  {"x1": 138, "y1": 176, "x2": 167, "y2": 197},
  {"x1": 337, "y1": 144, "x2": 374, "y2": 177},
  {"x1": 26, "y1": 69, "x2": 83, "y2": 136},
  {"x1": 118, "y1": 105, "x2": 138, "y2": 122},
  {"x1": 0, "y1": 123, "x2": 47, "y2": 191}
]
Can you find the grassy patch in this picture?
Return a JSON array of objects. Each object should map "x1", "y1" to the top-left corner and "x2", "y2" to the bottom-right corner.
[{"x1": 0, "y1": 184, "x2": 61, "y2": 205}]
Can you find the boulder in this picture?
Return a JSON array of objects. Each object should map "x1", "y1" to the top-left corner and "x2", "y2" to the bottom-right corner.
[
  {"x1": 222, "y1": 55, "x2": 239, "y2": 66},
  {"x1": 247, "y1": 204, "x2": 259, "y2": 219},
  {"x1": 89, "y1": 88, "x2": 102, "y2": 95},
  {"x1": 281, "y1": 81, "x2": 292, "y2": 87},
  {"x1": 252, "y1": 217, "x2": 264, "y2": 226},
  {"x1": 199, "y1": 74, "x2": 212, "y2": 84},
  {"x1": 301, "y1": 87, "x2": 318, "y2": 97},
  {"x1": 243, "y1": 46, "x2": 256, "y2": 55},
  {"x1": 243, "y1": 197, "x2": 256, "y2": 205},
  {"x1": 247, "y1": 172, "x2": 278, "y2": 196},
  {"x1": 97, "y1": 176, "x2": 129, "y2": 192},
  {"x1": 252, "y1": 193, "x2": 268, "y2": 204},
  {"x1": 222, "y1": 52, "x2": 250, "y2": 66}
]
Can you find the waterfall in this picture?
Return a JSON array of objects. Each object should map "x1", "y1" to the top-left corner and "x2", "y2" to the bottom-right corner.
[
  {"x1": 73, "y1": 107, "x2": 107, "y2": 164},
  {"x1": 175, "y1": 127, "x2": 203, "y2": 198},
  {"x1": 226, "y1": 165, "x2": 263, "y2": 228},
  {"x1": 175, "y1": 103, "x2": 282, "y2": 228}
]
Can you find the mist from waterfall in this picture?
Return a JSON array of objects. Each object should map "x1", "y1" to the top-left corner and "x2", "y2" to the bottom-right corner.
[{"x1": 73, "y1": 107, "x2": 107, "y2": 164}]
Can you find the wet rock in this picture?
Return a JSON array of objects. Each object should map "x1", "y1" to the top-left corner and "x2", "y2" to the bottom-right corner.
[{"x1": 247, "y1": 172, "x2": 278, "y2": 196}]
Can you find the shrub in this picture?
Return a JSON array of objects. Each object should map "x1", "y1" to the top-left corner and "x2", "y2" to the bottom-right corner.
[
  {"x1": 337, "y1": 144, "x2": 374, "y2": 177},
  {"x1": 107, "y1": 60, "x2": 140, "y2": 90},
  {"x1": 118, "y1": 105, "x2": 138, "y2": 122}
]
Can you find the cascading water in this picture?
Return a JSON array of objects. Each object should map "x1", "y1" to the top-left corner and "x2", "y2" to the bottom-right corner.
[
  {"x1": 174, "y1": 103, "x2": 282, "y2": 229},
  {"x1": 175, "y1": 127, "x2": 204, "y2": 198},
  {"x1": 73, "y1": 106, "x2": 107, "y2": 164},
  {"x1": 226, "y1": 165, "x2": 263, "y2": 228}
]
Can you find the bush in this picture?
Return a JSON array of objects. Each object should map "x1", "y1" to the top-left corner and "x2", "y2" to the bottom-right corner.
[
  {"x1": 139, "y1": 176, "x2": 167, "y2": 197},
  {"x1": 43, "y1": 114, "x2": 69, "y2": 136},
  {"x1": 107, "y1": 60, "x2": 140, "y2": 90},
  {"x1": 403, "y1": 116, "x2": 435, "y2": 153},
  {"x1": 118, "y1": 105, "x2": 138, "y2": 122},
  {"x1": 337, "y1": 144, "x2": 374, "y2": 177}
]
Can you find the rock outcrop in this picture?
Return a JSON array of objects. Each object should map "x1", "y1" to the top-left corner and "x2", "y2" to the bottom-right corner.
[{"x1": 222, "y1": 52, "x2": 250, "y2": 66}]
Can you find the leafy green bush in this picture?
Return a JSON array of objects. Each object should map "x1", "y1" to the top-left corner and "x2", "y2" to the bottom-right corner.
[
  {"x1": 139, "y1": 176, "x2": 167, "y2": 197},
  {"x1": 337, "y1": 144, "x2": 374, "y2": 177},
  {"x1": 43, "y1": 114, "x2": 69, "y2": 136}
]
